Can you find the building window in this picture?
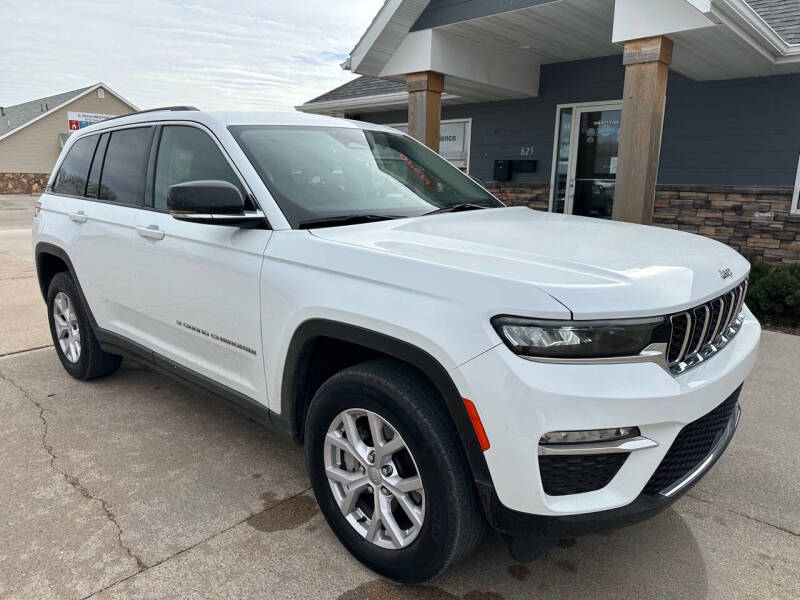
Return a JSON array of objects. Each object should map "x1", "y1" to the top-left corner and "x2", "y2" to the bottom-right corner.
[
  {"x1": 388, "y1": 118, "x2": 472, "y2": 172},
  {"x1": 793, "y1": 153, "x2": 800, "y2": 215}
]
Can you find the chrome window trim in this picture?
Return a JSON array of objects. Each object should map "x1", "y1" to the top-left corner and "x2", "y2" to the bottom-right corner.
[{"x1": 169, "y1": 209, "x2": 267, "y2": 222}]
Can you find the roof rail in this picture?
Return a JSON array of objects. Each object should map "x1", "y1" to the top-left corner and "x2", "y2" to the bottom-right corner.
[{"x1": 100, "y1": 105, "x2": 199, "y2": 124}]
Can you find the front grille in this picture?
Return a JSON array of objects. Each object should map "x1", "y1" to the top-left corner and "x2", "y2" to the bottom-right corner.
[
  {"x1": 642, "y1": 388, "x2": 740, "y2": 495},
  {"x1": 539, "y1": 453, "x2": 628, "y2": 496},
  {"x1": 666, "y1": 278, "x2": 748, "y2": 374}
]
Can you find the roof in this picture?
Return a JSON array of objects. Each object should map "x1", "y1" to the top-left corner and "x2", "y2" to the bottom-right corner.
[
  {"x1": 308, "y1": 76, "x2": 406, "y2": 104},
  {"x1": 0, "y1": 85, "x2": 92, "y2": 136},
  {"x1": 745, "y1": 0, "x2": 800, "y2": 44},
  {"x1": 0, "y1": 83, "x2": 138, "y2": 143}
]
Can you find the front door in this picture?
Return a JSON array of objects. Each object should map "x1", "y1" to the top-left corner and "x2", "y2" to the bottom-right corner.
[
  {"x1": 550, "y1": 102, "x2": 622, "y2": 218},
  {"x1": 128, "y1": 124, "x2": 272, "y2": 406}
]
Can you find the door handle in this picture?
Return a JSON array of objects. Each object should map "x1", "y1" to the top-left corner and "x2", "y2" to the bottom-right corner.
[
  {"x1": 136, "y1": 225, "x2": 165, "y2": 241},
  {"x1": 69, "y1": 210, "x2": 87, "y2": 223}
]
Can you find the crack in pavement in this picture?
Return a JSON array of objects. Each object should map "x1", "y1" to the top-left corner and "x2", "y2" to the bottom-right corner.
[
  {"x1": 0, "y1": 369, "x2": 148, "y2": 573},
  {"x1": 686, "y1": 490, "x2": 799, "y2": 537},
  {"x1": 0, "y1": 345, "x2": 52, "y2": 358},
  {"x1": 1, "y1": 346, "x2": 315, "y2": 599},
  {"x1": 80, "y1": 487, "x2": 313, "y2": 599},
  {"x1": 0, "y1": 274, "x2": 36, "y2": 281}
]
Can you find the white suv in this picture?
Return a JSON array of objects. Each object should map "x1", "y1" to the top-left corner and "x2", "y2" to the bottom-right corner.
[{"x1": 33, "y1": 108, "x2": 760, "y2": 582}]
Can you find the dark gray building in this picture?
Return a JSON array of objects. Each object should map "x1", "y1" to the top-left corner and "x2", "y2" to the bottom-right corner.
[{"x1": 300, "y1": 0, "x2": 800, "y2": 262}]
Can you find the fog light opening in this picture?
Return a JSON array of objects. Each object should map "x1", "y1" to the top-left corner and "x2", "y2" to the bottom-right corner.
[{"x1": 539, "y1": 426, "x2": 640, "y2": 445}]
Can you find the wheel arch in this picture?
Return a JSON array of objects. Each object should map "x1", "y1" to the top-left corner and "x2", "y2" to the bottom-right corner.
[
  {"x1": 35, "y1": 243, "x2": 76, "y2": 300},
  {"x1": 281, "y1": 318, "x2": 493, "y2": 488}
]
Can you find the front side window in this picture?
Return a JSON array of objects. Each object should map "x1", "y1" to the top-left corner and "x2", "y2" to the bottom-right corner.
[
  {"x1": 229, "y1": 126, "x2": 500, "y2": 227},
  {"x1": 153, "y1": 126, "x2": 245, "y2": 211},
  {"x1": 98, "y1": 127, "x2": 153, "y2": 206},
  {"x1": 53, "y1": 134, "x2": 98, "y2": 196}
]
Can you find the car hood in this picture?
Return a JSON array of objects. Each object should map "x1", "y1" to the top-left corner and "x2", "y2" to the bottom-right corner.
[{"x1": 310, "y1": 207, "x2": 750, "y2": 319}]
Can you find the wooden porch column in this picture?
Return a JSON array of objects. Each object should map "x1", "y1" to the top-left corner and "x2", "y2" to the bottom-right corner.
[
  {"x1": 613, "y1": 36, "x2": 673, "y2": 224},
  {"x1": 406, "y1": 71, "x2": 444, "y2": 151}
]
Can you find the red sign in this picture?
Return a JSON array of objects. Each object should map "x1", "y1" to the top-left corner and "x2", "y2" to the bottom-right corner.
[{"x1": 68, "y1": 120, "x2": 79, "y2": 130}]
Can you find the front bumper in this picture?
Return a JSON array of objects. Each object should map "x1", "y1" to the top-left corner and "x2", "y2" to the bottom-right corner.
[
  {"x1": 482, "y1": 390, "x2": 740, "y2": 538},
  {"x1": 451, "y1": 306, "x2": 760, "y2": 522}
]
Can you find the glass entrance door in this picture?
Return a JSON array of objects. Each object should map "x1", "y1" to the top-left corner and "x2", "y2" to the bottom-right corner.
[{"x1": 550, "y1": 102, "x2": 622, "y2": 218}]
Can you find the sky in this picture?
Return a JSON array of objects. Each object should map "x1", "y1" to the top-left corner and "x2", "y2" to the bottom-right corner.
[{"x1": 0, "y1": 0, "x2": 384, "y2": 111}]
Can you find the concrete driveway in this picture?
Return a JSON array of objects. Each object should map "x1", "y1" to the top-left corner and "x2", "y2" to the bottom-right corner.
[{"x1": 1, "y1": 195, "x2": 798, "y2": 599}]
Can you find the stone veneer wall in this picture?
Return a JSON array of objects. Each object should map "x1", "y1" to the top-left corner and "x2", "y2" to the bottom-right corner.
[
  {"x1": 653, "y1": 185, "x2": 799, "y2": 263},
  {"x1": 485, "y1": 182, "x2": 550, "y2": 212},
  {"x1": 1, "y1": 173, "x2": 49, "y2": 195},
  {"x1": 485, "y1": 182, "x2": 800, "y2": 263}
]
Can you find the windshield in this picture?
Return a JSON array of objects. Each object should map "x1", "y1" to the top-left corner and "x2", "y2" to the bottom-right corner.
[{"x1": 228, "y1": 125, "x2": 502, "y2": 227}]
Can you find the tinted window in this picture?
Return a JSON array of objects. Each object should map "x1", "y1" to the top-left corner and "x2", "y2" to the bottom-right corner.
[
  {"x1": 85, "y1": 133, "x2": 109, "y2": 198},
  {"x1": 53, "y1": 135, "x2": 98, "y2": 196},
  {"x1": 98, "y1": 127, "x2": 153, "y2": 206},
  {"x1": 153, "y1": 126, "x2": 245, "y2": 211}
]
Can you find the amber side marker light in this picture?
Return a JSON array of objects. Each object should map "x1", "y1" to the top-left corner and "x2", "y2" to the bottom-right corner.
[{"x1": 463, "y1": 398, "x2": 490, "y2": 451}]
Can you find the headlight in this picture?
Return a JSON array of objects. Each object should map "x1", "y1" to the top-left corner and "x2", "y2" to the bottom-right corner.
[{"x1": 491, "y1": 315, "x2": 668, "y2": 359}]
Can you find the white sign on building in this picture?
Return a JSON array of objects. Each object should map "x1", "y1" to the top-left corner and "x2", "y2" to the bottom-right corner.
[
  {"x1": 391, "y1": 118, "x2": 472, "y2": 171},
  {"x1": 67, "y1": 111, "x2": 115, "y2": 131}
]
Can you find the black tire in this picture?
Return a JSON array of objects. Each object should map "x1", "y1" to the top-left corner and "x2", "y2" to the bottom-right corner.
[
  {"x1": 46, "y1": 271, "x2": 122, "y2": 380},
  {"x1": 305, "y1": 358, "x2": 485, "y2": 583}
]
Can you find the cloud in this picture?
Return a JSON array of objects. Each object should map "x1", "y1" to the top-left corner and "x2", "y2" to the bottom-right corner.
[{"x1": 0, "y1": 0, "x2": 384, "y2": 111}]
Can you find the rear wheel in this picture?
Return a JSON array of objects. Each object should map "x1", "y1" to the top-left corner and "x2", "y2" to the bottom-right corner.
[
  {"x1": 305, "y1": 358, "x2": 485, "y2": 582},
  {"x1": 46, "y1": 272, "x2": 121, "y2": 380}
]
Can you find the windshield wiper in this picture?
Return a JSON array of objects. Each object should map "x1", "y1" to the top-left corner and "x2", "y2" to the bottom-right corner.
[
  {"x1": 423, "y1": 203, "x2": 491, "y2": 216},
  {"x1": 297, "y1": 214, "x2": 404, "y2": 229}
]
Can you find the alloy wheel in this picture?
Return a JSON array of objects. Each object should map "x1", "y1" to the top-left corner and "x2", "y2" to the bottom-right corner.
[
  {"x1": 53, "y1": 291, "x2": 81, "y2": 363},
  {"x1": 323, "y1": 408, "x2": 425, "y2": 550}
]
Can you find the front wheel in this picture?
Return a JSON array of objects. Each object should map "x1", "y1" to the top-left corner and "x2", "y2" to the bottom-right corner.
[{"x1": 305, "y1": 359, "x2": 485, "y2": 582}]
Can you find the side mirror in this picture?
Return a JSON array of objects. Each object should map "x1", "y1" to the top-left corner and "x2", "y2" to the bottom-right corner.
[{"x1": 167, "y1": 180, "x2": 266, "y2": 226}]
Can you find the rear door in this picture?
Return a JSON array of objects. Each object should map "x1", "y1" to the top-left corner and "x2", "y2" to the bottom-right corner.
[
  {"x1": 46, "y1": 133, "x2": 98, "y2": 265},
  {"x1": 68, "y1": 126, "x2": 153, "y2": 338},
  {"x1": 128, "y1": 123, "x2": 271, "y2": 405},
  {"x1": 48, "y1": 127, "x2": 152, "y2": 339}
]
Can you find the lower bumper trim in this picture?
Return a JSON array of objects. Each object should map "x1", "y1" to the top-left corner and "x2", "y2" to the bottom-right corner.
[{"x1": 480, "y1": 484, "x2": 675, "y2": 538}]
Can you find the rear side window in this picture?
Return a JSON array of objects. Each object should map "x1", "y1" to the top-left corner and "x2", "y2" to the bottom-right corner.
[
  {"x1": 153, "y1": 125, "x2": 245, "y2": 211},
  {"x1": 85, "y1": 133, "x2": 109, "y2": 198},
  {"x1": 98, "y1": 127, "x2": 153, "y2": 206},
  {"x1": 53, "y1": 135, "x2": 98, "y2": 196}
]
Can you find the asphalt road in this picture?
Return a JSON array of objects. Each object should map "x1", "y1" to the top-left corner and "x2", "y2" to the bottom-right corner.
[{"x1": 1, "y1": 195, "x2": 798, "y2": 599}]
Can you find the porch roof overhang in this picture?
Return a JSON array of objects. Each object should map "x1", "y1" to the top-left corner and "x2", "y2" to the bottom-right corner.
[
  {"x1": 296, "y1": 89, "x2": 463, "y2": 116},
  {"x1": 304, "y1": 0, "x2": 800, "y2": 115}
]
